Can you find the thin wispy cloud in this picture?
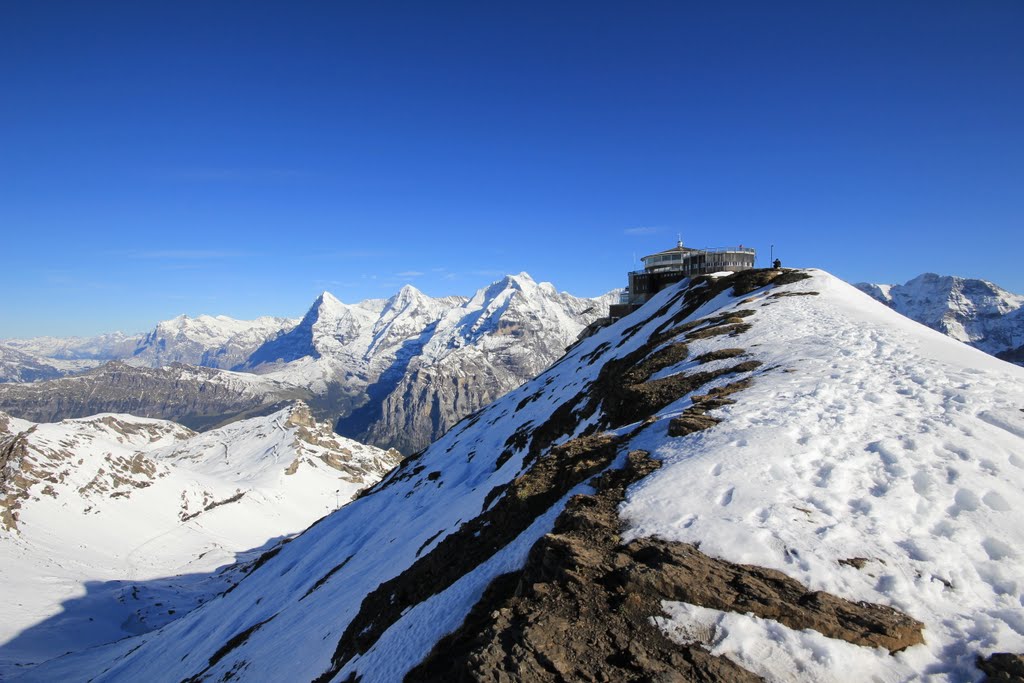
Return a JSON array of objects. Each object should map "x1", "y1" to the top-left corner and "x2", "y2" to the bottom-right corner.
[
  {"x1": 395, "y1": 270, "x2": 424, "y2": 278},
  {"x1": 37, "y1": 269, "x2": 111, "y2": 290},
  {"x1": 624, "y1": 226, "x2": 659, "y2": 236},
  {"x1": 118, "y1": 249, "x2": 250, "y2": 260}
]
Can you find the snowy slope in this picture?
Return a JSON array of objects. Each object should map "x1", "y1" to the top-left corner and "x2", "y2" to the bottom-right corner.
[
  {"x1": 856, "y1": 272, "x2": 1024, "y2": 365},
  {"x1": 0, "y1": 404, "x2": 401, "y2": 677},
  {"x1": 19, "y1": 268, "x2": 1023, "y2": 682}
]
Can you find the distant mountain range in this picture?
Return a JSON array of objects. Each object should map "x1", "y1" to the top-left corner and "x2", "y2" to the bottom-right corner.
[
  {"x1": 855, "y1": 273, "x2": 1024, "y2": 366},
  {"x1": 0, "y1": 274, "x2": 616, "y2": 452}
]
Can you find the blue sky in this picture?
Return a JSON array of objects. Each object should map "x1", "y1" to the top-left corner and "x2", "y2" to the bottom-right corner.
[{"x1": 2, "y1": 2, "x2": 1022, "y2": 336}]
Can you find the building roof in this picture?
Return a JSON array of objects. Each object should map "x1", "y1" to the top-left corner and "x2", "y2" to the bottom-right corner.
[{"x1": 643, "y1": 240, "x2": 695, "y2": 259}]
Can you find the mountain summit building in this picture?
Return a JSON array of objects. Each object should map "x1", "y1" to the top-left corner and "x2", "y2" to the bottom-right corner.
[{"x1": 609, "y1": 240, "x2": 756, "y2": 318}]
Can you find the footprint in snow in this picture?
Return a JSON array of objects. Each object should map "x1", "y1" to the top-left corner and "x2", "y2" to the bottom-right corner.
[{"x1": 718, "y1": 487, "x2": 734, "y2": 507}]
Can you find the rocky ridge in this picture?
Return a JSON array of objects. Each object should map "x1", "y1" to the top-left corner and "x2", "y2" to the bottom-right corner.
[{"x1": 17, "y1": 267, "x2": 1021, "y2": 682}]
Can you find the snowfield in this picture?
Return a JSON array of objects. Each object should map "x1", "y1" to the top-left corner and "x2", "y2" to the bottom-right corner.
[
  {"x1": 0, "y1": 404, "x2": 400, "y2": 677},
  {"x1": 6, "y1": 269, "x2": 1024, "y2": 682}
]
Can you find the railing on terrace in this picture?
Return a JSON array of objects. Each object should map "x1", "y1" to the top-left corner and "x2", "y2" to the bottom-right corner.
[{"x1": 647, "y1": 246, "x2": 756, "y2": 257}]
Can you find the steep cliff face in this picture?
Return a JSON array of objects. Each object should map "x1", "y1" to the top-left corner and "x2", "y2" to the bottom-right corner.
[
  {"x1": 246, "y1": 275, "x2": 613, "y2": 452},
  {"x1": 335, "y1": 274, "x2": 616, "y2": 451},
  {"x1": 0, "y1": 404, "x2": 400, "y2": 675},
  {"x1": 19, "y1": 268, "x2": 1023, "y2": 682},
  {"x1": 856, "y1": 273, "x2": 1024, "y2": 365}
]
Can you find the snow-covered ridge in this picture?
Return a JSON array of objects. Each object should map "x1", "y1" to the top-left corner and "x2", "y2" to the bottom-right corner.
[
  {"x1": 0, "y1": 403, "x2": 401, "y2": 676},
  {"x1": 856, "y1": 272, "x2": 1024, "y2": 365},
  {"x1": 18, "y1": 268, "x2": 1022, "y2": 682}
]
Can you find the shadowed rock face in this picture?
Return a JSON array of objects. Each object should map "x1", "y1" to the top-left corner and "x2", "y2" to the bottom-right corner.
[{"x1": 977, "y1": 653, "x2": 1024, "y2": 682}]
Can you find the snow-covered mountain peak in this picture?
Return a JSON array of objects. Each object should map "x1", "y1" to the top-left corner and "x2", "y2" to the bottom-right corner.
[
  {"x1": 855, "y1": 272, "x2": 1024, "y2": 361},
  {"x1": 312, "y1": 290, "x2": 345, "y2": 313},
  {"x1": 473, "y1": 271, "x2": 536, "y2": 303},
  {"x1": 393, "y1": 282, "x2": 424, "y2": 300},
  {"x1": 379, "y1": 284, "x2": 432, "y2": 321}
]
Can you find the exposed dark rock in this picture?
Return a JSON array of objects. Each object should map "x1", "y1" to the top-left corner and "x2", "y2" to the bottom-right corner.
[
  {"x1": 313, "y1": 430, "x2": 631, "y2": 683},
  {"x1": 977, "y1": 653, "x2": 1024, "y2": 682},
  {"x1": 622, "y1": 540, "x2": 923, "y2": 652},
  {"x1": 694, "y1": 348, "x2": 746, "y2": 363},
  {"x1": 406, "y1": 450, "x2": 762, "y2": 683},
  {"x1": 685, "y1": 323, "x2": 752, "y2": 340},
  {"x1": 408, "y1": 448, "x2": 923, "y2": 683},
  {"x1": 668, "y1": 413, "x2": 721, "y2": 437},
  {"x1": 838, "y1": 557, "x2": 869, "y2": 570}
]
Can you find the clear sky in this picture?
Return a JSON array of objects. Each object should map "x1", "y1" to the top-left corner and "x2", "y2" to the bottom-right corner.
[{"x1": 2, "y1": 1, "x2": 1022, "y2": 337}]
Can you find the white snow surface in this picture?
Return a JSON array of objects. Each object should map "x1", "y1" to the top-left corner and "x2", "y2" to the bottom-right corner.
[
  {"x1": 12, "y1": 269, "x2": 1024, "y2": 682},
  {"x1": 0, "y1": 404, "x2": 398, "y2": 677}
]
